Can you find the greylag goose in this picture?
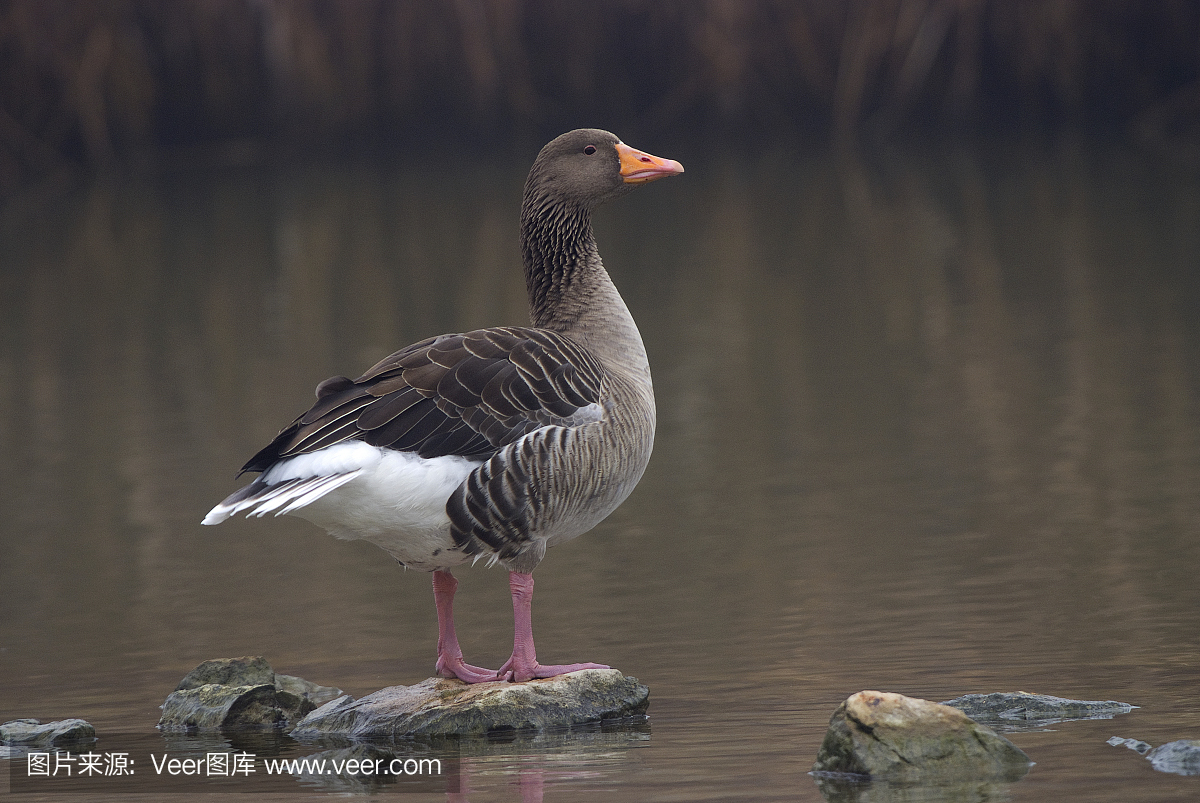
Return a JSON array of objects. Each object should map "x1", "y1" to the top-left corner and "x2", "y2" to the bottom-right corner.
[{"x1": 204, "y1": 129, "x2": 682, "y2": 683}]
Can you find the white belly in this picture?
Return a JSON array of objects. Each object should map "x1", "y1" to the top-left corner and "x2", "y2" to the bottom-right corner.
[{"x1": 283, "y1": 445, "x2": 481, "y2": 570}]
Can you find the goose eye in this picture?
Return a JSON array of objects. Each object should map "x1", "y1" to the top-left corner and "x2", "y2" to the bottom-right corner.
[{"x1": 583, "y1": 145, "x2": 597, "y2": 155}]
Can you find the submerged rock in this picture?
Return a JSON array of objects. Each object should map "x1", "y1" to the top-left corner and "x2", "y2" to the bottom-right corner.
[
  {"x1": 812, "y1": 691, "x2": 1031, "y2": 783},
  {"x1": 1145, "y1": 739, "x2": 1200, "y2": 776},
  {"x1": 1107, "y1": 736, "x2": 1152, "y2": 755},
  {"x1": 159, "y1": 656, "x2": 343, "y2": 732},
  {"x1": 943, "y1": 692, "x2": 1135, "y2": 723},
  {"x1": 291, "y1": 668, "x2": 649, "y2": 739},
  {"x1": 1108, "y1": 736, "x2": 1200, "y2": 776},
  {"x1": 0, "y1": 718, "x2": 96, "y2": 748}
]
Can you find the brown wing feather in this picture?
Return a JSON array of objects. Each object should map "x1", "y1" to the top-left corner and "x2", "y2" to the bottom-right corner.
[{"x1": 238, "y1": 327, "x2": 605, "y2": 475}]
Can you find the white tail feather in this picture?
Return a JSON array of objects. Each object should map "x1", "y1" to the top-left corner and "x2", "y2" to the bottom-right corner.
[
  {"x1": 277, "y1": 473, "x2": 363, "y2": 515},
  {"x1": 204, "y1": 471, "x2": 364, "y2": 523},
  {"x1": 203, "y1": 441, "x2": 384, "y2": 526}
]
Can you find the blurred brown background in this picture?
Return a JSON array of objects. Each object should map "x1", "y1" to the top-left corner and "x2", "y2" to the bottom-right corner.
[{"x1": 3, "y1": 0, "x2": 1199, "y2": 196}]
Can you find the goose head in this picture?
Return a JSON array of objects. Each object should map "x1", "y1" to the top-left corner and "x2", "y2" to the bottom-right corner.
[{"x1": 524, "y1": 129, "x2": 684, "y2": 211}]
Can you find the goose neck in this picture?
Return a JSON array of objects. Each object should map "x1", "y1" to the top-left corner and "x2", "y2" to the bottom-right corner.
[{"x1": 520, "y1": 200, "x2": 649, "y2": 381}]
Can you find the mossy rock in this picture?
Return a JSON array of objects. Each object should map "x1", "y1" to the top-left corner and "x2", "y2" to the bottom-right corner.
[
  {"x1": 159, "y1": 656, "x2": 343, "y2": 732},
  {"x1": 0, "y1": 718, "x2": 96, "y2": 748},
  {"x1": 813, "y1": 690, "x2": 1031, "y2": 784},
  {"x1": 291, "y1": 668, "x2": 649, "y2": 739}
]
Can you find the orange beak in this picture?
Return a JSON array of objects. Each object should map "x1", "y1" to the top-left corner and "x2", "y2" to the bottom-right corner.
[{"x1": 616, "y1": 142, "x2": 685, "y2": 184}]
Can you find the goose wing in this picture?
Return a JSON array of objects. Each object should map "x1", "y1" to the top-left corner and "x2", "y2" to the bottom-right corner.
[{"x1": 240, "y1": 326, "x2": 606, "y2": 473}]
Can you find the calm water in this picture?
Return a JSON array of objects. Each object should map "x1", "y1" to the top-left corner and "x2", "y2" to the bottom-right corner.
[{"x1": 2, "y1": 137, "x2": 1200, "y2": 801}]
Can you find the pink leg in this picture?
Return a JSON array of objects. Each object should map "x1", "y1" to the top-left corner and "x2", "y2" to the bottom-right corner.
[
  {"x1": 498, "y1": 571, "x2": 609, "y2": 682},
  {"x1": 432, "y1": 570, "x2": 501, "y2": 683}
]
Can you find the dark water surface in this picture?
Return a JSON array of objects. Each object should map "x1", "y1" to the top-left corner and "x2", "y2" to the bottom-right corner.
[{"x1": 2, "y1": 138, "x2": 1199, "y2": 801}]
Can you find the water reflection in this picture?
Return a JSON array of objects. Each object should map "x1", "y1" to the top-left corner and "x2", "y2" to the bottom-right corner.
[
  {"x1": 2, "y1": 139, "x2": 1199, "y2": 801},
  {"x1": 813, "y1": 774, "x2": 1017, "y2": 803}
]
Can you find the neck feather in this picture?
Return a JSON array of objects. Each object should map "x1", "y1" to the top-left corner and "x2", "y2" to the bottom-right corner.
[
  {"x1": 520, "y1": 192, "x2": 650, "y2": 380},
  {"x1": 521, "y1": 195, "x2": 596, "y2": 330}
]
